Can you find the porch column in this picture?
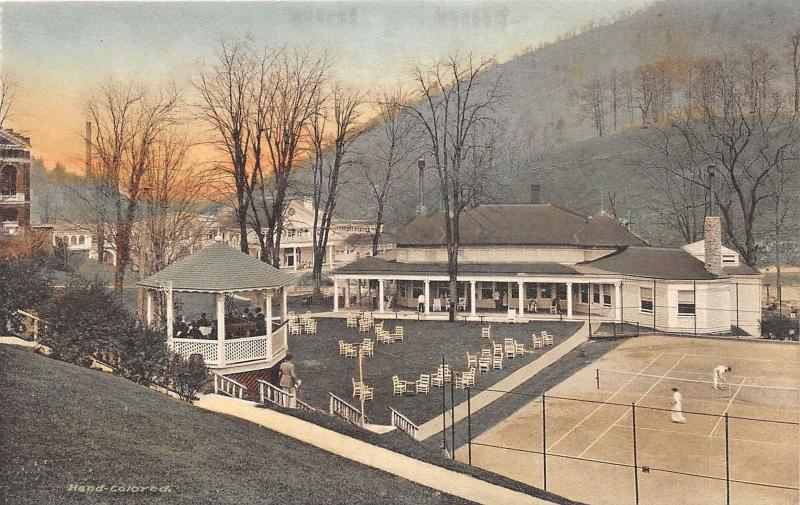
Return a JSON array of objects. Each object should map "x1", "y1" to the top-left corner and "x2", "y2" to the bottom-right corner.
[
  {"x1": 293, "y1": 247, "x2": 298, "y2": 271},
  {"x1": 518, "y1": 281, "x2": 525, "y2": 315},
  {"x1": 333, "y1": 279, "x2": 339, "y2": 312},
  {"x1": 615, "y1": 282, "x2": 622, "y2": 322},
  {"x1": 345, "y1": 280, "x2": 351, "y2": 308},
  {"x1": 165, "y1": 286, "x2": 174, "y2": 342},
  {"x1": 328, "y1": 244, "x2": 334, "y2": 266},
  {"x1": 470, "y1": 281, "x2": 477, "y2": 317},
  {"x1": 216, "y1": 292, "x2": 226, "y2": 366},
  {"x1": 145, "y1": 289, "x2": 153, "y2": 327},
  {"x1": 379, "y1": 279, "x2": 385, "y2": 312},
  {"x1": 567, "y1": 282, "x2": 573, "y2": 318},
  {"x1": 507, "y1": 282, "x2": 512, "y2": 309},
  {"x1": 265, "y1": 292, "x2": 273, "y2": 334},
  {"x1": 281, "y1": 287, "x2": 288, "y2": 321},
  {"x1": 424, "y1": 278, "x2": 430, "y2": 315}
]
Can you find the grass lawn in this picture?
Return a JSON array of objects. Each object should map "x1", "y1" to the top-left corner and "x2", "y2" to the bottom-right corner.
[
  {"x1": 0, "y1": 345, "x2": 470, "y2": 505},
  {"x1": 290, "y1": 318, "x2": 582, "y2": 425}
]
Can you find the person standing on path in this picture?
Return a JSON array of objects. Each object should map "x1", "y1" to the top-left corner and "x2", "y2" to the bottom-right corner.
[
  {"x1": 712, "y1": 365, "x2": 731, "y2": 390},
  {"x1": 671, "y1": 387, "x2": 686, "y2": 424},
  {"x1": 279, "y1": 354, "x2": 300, "y2": 408}
]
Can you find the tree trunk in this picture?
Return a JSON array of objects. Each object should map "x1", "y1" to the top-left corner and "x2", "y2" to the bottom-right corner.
[
  {"x1": 371, "y1": 205, "x2": 384, "y2": 257},
  {"x1": 237, "y1": 206, "x2": 249, "y2": 254},
  {"x1": 775, "y1": 226, "x2": 782, "y2": 315}
]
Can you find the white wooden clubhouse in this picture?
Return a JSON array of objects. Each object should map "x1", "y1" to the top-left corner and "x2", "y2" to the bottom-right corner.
[
  {"x1": 137, "y1": 238, "x2": 296, "y2": 374},
  {"x1": 331, "y1": 204, "x2": 763, "y2": 336}
]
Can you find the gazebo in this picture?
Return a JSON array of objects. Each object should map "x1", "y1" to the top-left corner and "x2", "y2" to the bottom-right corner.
[{"x1": 137, "y1": 239, "x2": 297, "y2": 374}]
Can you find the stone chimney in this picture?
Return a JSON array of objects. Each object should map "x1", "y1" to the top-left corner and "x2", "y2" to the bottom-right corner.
[
  {"x1": 530, "y1": 184, "x2": 541, "y2": 204},
  {"x1": 704, "y1": 216, "x2": 722, "y2": 276}
]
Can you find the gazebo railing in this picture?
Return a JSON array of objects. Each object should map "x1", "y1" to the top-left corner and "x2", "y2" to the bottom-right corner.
[{"x1": 171, "y1": 322, "x2": 288, "y2": 368}]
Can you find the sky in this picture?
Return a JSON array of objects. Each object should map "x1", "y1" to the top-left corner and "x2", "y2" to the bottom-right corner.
[{"x1": 1, "y1": 0, "x2": 651, "y2": 168}]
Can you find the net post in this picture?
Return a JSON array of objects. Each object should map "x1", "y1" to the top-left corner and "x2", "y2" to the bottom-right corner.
[
  {"x1": 632, "y1": 402, "x2": 640, "y2": 505},
  {"x1": 441, "y1": 355, "x2": 447, "y2": 454},
  {"x1": 542, "y1": 393, "x2": 547, "y2": 491},
  {"x1": 735, "y1": 283, "x2": 740, "y2": 337},
  {"x1": 588, "y1": 283, "x2": 592, "y2": 338},
  {"x1": 693, "y1": 281, "x2": 697, "y2": 336},
  {"x1": 450, "y1": 372, "x2": 456, "y2": 459},
  {"x1": 467, "y1": 387, "x2": 472, "y2": 466},
  {"x1": 725, "y1": 413, "x2": 730, "y2": 505}
]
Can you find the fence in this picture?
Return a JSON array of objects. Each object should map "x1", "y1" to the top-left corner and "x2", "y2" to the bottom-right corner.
[
  {"x1": 329, "y1": 392, "x2": 365, "y2": 427},
  {"x1": 444, "y1": 385, "x2": 800, "y2": 505},
  {"x1": 389, "y1": 407, "x2": 419, "y2": 439},
  {"x1": 212, "y1": 372, "x2": 247, "y2": 399},
  {"x1": 258, "y1": 379, "x2": 316, "y2": 412}
]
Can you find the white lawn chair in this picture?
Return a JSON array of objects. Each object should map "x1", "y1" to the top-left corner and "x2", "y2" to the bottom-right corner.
[
  {"x1": 361, "y1": 338, "x2": 374, "y2": 357},
  {"x1": 359, "y1": 319, "x2": 371, "y2": 333},
  {"x1": 360, "y1": 384, "x2": 374, "y2": 401},
  {"x1": 463, "y1": 367, "x2": 476, "y2": 387},
  {"x1": 431, "y1": 369, "x2": 444, "y2": 387},
  {"x1": 433, "y1": 298, "x2": 442, "y2": 312},
  {"x1": 352, "y1": 378, "x2": 364, "y2": 398},
  {"x1": 290, "y1": 321, "x2": 303, "y2": 335},
  {"x1": 542, "y1": 331, "x2": 554, "y2": 346},
  {"x1": 391, "y1": 326, "x2": 404, "y2": 342},
  {"x1": 374, "y1": 321, "x2": 384, "y2": 334},
  {"x1": 416, "y1": 374, "x2": 431, "y2": 395},
  {"x1": 392, "y1": 375, "x2": 407, "y2": 395},
  {"x1": 376, "y1": 329, "x2": 393, "y2": 344},
  {"x1": 305, "y1": 319, "x2": 317, "y2": 335},
  {"x1": 346, "y1": 313, "x2": 358, "y2": 328},
  {"x1": 479, "y1": 355, "x2": 491, "y2": 373},
  {"x1": 481, "y1": 326, "x2": 491, "y2": 339},
  {"x1": 504, "y1": 338, "x2": 516, "y2": 359},
  {"x1": 532, "y1": 333, "x2": 543, "y2": 350},
  {"x1": 492, "y1": 341, "x2": 503, "y2": 357},
  {"x1": 507, "y1": 308, "x2": 517, "y2": 324},
  {"x1": 492, "y1": 355, "x2": 503, "y2": 370},
  {"x1": 514, "y1": 340, "x2": 526, "y2": 357},
  {"x1": 466, "y1": 352, "x2": 478, "y2": 368}
]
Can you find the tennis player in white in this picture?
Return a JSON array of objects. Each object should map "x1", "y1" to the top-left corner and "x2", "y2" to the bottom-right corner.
[
  {"x1": 712, "y1": 365, "x2": 731, "y2": 390},
  {"x1": 671, "y1": 387, "x2": 686, "y2": 424}
]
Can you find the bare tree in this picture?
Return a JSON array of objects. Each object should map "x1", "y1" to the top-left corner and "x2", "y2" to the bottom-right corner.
[
  {"x1": 308, "y1": 85, "x2": 365, "y2": 293},
  {"x1": 195, "y1": 41, "x2": 270, "y2": 254},
  {"x1": 86, "y1": 81, "x2": 180, "y2": 290},
  {"x1": 651, "y1": 50, "x2": 800, "y2": 265},
  {"x1": 764, "y1": 157, "x2": 798, "y2": 313},
  {"x1": 576, "y1": 76, "x2": 607, "y2": 136},
  {"x1": 361, "y1": 88, "x2": 419, "y2": 256},
  {"x1": 788, "y1": 31, "x2": 800, "y2": 114},
  {"x1": 0, "y1": 74, "x2": 14, "y2": 129},
  {"x1": 403, "y1": 54, "x2": 502, "y2": 321},
  {"x1": 608, "y1": 69, "x2": 620, "y2": 132},
  {"x1": 251, "y1": 50, "x2": 328, "y2": 266}
]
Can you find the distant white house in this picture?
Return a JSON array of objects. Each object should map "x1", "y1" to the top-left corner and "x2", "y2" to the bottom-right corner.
[
  {"x1": 200, "y1": 198, "x2": 394, "y2": 273},
  {"x1": 331, "y1": 204, "x2": 763, "y2": 336}
]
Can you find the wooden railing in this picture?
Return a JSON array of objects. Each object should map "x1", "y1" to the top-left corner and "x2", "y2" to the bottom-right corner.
[
  {"x1": 257, "y1": 379, "x2": 315, "y2": 412},
  {"x1": 213, "y1": 372, "x2": 248, "y2": 399},
  {"x1": 389, "y1": 407, "x2": 419, "y2": 440},
  {"x1": 16, "y1": 309, "x2": 46, "y2": 341},
  {"x1": 328, "y1": 392, "x2": 365, "y2": 427}
]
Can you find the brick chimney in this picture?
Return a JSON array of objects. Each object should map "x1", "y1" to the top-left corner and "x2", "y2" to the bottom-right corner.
[
  {"x1": 704, "y1": 216, "x2": 722, "y2": 276},
  {"x1": 530, "y1": 184, "x2": 541, "y2": 204}
]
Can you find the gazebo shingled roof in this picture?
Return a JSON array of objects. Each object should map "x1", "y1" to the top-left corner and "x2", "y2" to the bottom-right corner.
[{"x1": 138, "y1": 241, "x2": 296, "y2": 293}]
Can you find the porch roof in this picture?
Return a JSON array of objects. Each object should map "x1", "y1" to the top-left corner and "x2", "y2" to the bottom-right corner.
[
  {"x1": 138, "y1": 240, "x2": 296, "y2": 293},
  {"x1": 333, "y1": 256, "x2": 583, "y2": 277},
  {"x1": 580, "y1": 246, "x2": 718, "y2": 280}
]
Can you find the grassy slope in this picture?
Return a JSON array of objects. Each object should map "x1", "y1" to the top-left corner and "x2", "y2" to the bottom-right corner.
[{"x1": 0, "y1": 345, "x2": 470, "y2": 505}]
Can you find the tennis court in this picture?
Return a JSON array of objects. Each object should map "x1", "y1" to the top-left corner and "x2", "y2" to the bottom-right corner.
[{"x1": 459, "y1": 335, "x2": 800, "y2": 505}]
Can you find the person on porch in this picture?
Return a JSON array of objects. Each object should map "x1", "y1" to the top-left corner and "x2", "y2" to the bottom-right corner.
[
  {"x1": 254, "y1": 307, "x2": 266, "y2": 334},
  {"x1": 417, "y1": 293, "x2": 425, "y2": 312},
  {"x1": 492, "y1": 288, "x2": 501, "y2": 310},
  {"x1": 198, "y1": 312, "x2": 211, "y2": 327},
  {"x1": 551, "y1": 297, "x2": 561, "y2": 314},
  {"x1": 528, "y1": 298, "x2": 537, "y2": 313}
]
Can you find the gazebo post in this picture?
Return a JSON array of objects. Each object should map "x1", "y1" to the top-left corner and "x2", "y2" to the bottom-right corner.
[
  {"x1": 145, "y1": 289, "x2": 154, "y2": 327},
  {"x1": 470, "y1": 280, "x2": 477, "y2": 317},
  {"x1": 345, "y1": 280, "x2": 351, "y2": 308},
  {"x1": 216, "y1": 292, "x2": 226, "y2": 366},
  {"x1": 165, "y1": 286, "x2": 174, "y2": 343},
  {"x1": 281, "y1": 287, "x2": 288, "y2": 321},
  {"x1": 333, "y1": 279, "x2": 339, "y2": 312},
  {"x1": 265, "y1": 290, "x2": 273, "y2": 334},
  {"x1": 378, "y1": 279, "x2": 384, "y2": 313}
]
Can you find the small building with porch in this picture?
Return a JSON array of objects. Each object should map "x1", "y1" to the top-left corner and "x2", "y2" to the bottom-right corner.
[
  {"x1": 137, "y1": 239, "x2": 297, "y2": 378},
  {"x1": 331, "y1": 204, "x2": 763, "y2": 336}
]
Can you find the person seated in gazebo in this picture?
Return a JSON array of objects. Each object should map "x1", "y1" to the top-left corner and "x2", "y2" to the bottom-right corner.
[
  {"x1": 243, "y1": 307, "x2": 254, "y2": 321},
  {"x1": 175, "y1": 316, "x2": 189, "y2": 337},
  {"x1": 187, "y1": 324, "x2": 201, "y2": 338},
  {"x1": 254, "y1": 307, "x2": 267, "y2": 334},
  {"x1": 198, "y1": 312, "x2": 211, "y2": 327}
]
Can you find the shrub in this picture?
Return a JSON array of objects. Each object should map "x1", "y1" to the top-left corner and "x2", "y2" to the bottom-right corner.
[
  {"x1": 0, "y1": 255, "x2": 52, "y2": 335},
  {"x1": 116, "y1": 325, "x2": 170, "y2": 385},
  {"x1": 165, "y1": 353, "x2": 208, "y2": 402},
  {"x1": 760, "y1": 314, "x2": 799, "y2": 341}
]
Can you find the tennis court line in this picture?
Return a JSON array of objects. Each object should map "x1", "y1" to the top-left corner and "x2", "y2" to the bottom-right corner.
[
  {"x1": 577, "y1": 354, "x2": 687, "y2": 458},
  {"x1": 708, "y1": 377, "x2": 747, "y2": 437},
  {"x1": 598, "y1": 369, "x2": 800, "y2": 391},
  {"x1": 545, "y1": 352, "x2": 666, "y2": 452},
  {"x1": 613, "y1": 423, "x2": 800, "y2": 447},
  {"x1": 663, "y1": 351, "x2": 799, "y2": 366}
]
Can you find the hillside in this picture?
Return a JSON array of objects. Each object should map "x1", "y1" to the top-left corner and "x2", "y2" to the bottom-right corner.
[
  {"x1": 0, "y1": 345, "x2": 468, "y2": 505},
  {"x1": 334, "y1": 0, "x2": 800, "y2": 243}
]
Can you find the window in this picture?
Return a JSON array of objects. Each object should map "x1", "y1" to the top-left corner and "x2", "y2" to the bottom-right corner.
[
  {"x1": 287, "y1": 228, "x2": 296, "y2": 238},
  {"x1": 412, "y1": 281, "x2": 424, "y2": 298},
  {"x1": 399, "y1": 283, "x2": 408, "y2": 298},
  {"x1": 78, "y1": 235, "x2": 85, "y2": 245},
  {"x1": 540, "y1": 285, "x2": 552, "y2": 298},
  {"x1": 556, "y1": 284, "x2": 567, "y2": 300},
  {"x1": 512, "y1": 283, "x2": 519, "y2": 298},
  {"x1": 677, "y1": 290, "x2": 695, "y2": 316},
  {"x1": 722, "y1": 255, "x2": 736, "y2": 264},
  {"x1": 70, "y1": 235, "x2": 77, "y2": 246},
  {"x1": 285, "y1": 249, "x2": 295, "y2": 267},
  {"x1": 526, "y1": 284, "x2": 538, "y2": 299},
  {"x1": 603, "y1": 285, "x2": 612, "y2": 307},
  {"x1": 593, "y1": 285, "x2": 601, "y2": 304},
  {"x1": 640, "y1": 287, "x2": 653, "y2": 313},
  {"x1": 580, "y1": 284, "x2": 589, "y2": 304},
  {"x1": 481, "y1": 283, "x2": 493, "y2": 299},
  {"x1": 0, "y1": 165, "x2": 15, "y2": 196}
]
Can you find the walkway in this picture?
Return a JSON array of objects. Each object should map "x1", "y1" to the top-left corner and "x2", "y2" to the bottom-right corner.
[
  {"x1": 416, "y1": 322, "x2": 590, "y2": 440},
  {"x1": 195, "y1": 394, "x2": 562, "y2": 505}
]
